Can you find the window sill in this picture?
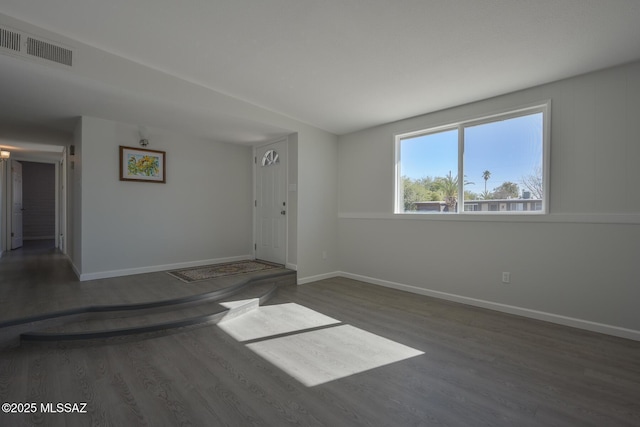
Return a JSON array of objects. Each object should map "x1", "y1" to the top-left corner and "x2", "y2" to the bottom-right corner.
[{"x1": 339, "y1": 212, "x2": 640, "y2": 225}]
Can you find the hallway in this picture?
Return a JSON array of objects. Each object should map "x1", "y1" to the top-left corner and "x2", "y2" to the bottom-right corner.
[{"x1": 0, "y1": 240, "x2": 77, "y2": 322}]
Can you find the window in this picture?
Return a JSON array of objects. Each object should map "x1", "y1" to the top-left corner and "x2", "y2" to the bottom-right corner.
[
  {"x1": 395, "y1": 103, "x2": 549, "y2": 215},
  {"x1": 261, "y1": 149, "x2": 279, "y2": 166},
  {"x1": 510, "y1": 202, "x2": 524, "y2": 212}
]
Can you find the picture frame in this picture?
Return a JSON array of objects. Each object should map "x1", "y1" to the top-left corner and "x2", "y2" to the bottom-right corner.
[{"x1": 119, "y1": 146, "x2": 166, "y2": 183}]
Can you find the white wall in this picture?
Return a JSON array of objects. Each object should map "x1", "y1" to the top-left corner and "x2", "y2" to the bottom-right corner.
[
  {"x1": 68, "y1": 119, "x2": 82, "y2": 274},
  {"x1": 0, "y1": 160, "x2": 5, "y2": 256},
  {"x1": 337, "y1": 61, "x2": 640, "y2": 339},
  {"x1": 77, "y1": 116, "x2": 254, "y2": 279},
  {"x1": 74, "y1": 118, "x2": 341, "y2": 283},
  {"x1": 286, "y1": 133, "x2": 298, "y2": 269},
  {"x1": 296, "y1": 127, "x2": 339, "y2": 282}
]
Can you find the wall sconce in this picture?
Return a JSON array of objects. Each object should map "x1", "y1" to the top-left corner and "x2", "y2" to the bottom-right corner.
[
  {"x1": 139, "y1": 125, "x2": 149, "y2": 147},
  {"x1": 0, "y1": 148, "x2": 10, "y2": 162}
]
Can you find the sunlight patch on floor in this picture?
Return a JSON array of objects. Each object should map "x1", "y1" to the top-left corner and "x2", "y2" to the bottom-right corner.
[
  {"x1": 218, "y1": 303, "x2": 424, "y2": 386},
  {"x1": 218, "y1": 302, "x2": 341, "y2": 342},
  {"x1": 219, "y1": 298, "x2": 259, "y2": 310}
]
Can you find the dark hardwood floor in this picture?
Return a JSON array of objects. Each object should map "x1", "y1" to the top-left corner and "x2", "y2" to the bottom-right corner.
[{"x1": 1, "y1": 245, "x2": 639, "y2": 426}]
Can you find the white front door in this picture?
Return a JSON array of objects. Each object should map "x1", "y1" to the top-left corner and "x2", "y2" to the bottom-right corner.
[
  {"x1": 255, "y1": 139, "x2": 287, "y2": 265},
  {"x1": 11, "y1": 160, "x2": 23, "y2": 250}
]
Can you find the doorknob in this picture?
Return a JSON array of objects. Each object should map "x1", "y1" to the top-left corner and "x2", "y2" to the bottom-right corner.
[{"x1": 281, "y1": 210, "x2": 286, "y2": 215}]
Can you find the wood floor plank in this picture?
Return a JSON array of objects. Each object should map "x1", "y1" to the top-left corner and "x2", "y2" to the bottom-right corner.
[{"x1": 172, "y1": 328, "x2": 314, "y2": 426}]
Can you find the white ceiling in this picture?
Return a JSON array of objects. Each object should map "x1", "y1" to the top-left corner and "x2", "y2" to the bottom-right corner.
[{"x1": 1, "y1": 0, "x2": 640, "y2": 145}]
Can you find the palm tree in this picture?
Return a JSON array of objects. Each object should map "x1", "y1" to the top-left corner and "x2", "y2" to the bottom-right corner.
[
  {"x1": 479, "y1": 190, "x2": 492, "y2": 200},
  {"x1": 434, "y1": 171, "x2": 475, "y2": 212},
  {"x1": 482, "y1": 170, "x2": 491, "y2": 193},
  {"x1": 437, "y1": 171, "x2": 458, "y2": 212}
]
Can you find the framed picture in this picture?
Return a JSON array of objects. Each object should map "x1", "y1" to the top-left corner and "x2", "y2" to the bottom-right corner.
[{"x1": 119, "y1": 146, "x2": 166, "y2": 183}]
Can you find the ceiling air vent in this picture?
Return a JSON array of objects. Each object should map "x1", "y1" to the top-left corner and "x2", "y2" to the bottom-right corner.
[
  {"x1": 26, "y1": 36, "x2": 72, "y2": 66},
  {"x1": 0, "y1": 27, "x2": 21, "y2": 52},
  {"x1": 0, "y1": 25, "x2": 73, "y2": 68}
]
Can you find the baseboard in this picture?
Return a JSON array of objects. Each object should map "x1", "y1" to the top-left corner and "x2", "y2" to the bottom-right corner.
[
  {"x1": 70, "y1": 260, "x2": 81, "y2": 280},
  {"x1": 78, "y1": 255, "x2": 253, "y2": 281},
  {"x1": 285, "y1": 263, "x2": 298, "y2": 271},
  {"x1": 297, "y1": 271, "x2": 341, "y2": 285},
  {"x1": 336, "y1": 271, "x2": 640, "y2": 342}
]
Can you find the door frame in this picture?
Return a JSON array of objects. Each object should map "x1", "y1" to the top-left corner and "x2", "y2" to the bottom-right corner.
[
  {"x1": 10, "y1": 159, "x2": 23, "y2": 249},
  {"x1": 2, "y1": 154, "x2": 67, "y2": 253},
  {"x1": 1, "y1": 159, "x2": 13, "y2": 253},
  {"x1": 0, "y1": 160, "x2": 7, "y2": 255},
  {"x1": 253, "y1": 137, "x2": 288, "y2": 265}
]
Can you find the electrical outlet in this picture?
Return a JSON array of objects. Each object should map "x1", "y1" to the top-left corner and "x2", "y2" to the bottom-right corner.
[{"x1": 502, "y1": 272, "x2": 511, "y2": 283}]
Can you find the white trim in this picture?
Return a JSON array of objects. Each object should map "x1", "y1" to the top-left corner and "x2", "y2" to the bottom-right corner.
[
  {"x1": 393, "y1": 133, "x2": 402, "y2": 213},
  {"x1": 339, "y1": 212, "x2": 640, "y2": 225},
  {"x1": 285, "y1": 262, "x2": 298, "y2": 271},
  {"x1": 70, "y1": 259, "x2": 81, "y2": 280},
  {"x1": 297, "y1": 271, "x2": 341, "y2": 285},
  {"x1": 542, "y1": 101, "x2": 551, "y2": 215},
  {"x1": 54, "y1": 161, "x2": 59, "y2": 249},
  {"x1": 335, "y1": 271, "x2": 640, "y2": 342},
  {"x1": 78, "y1": 254, "x2": 253, "y2": 281},
  {"x1": 394, "y1": 99, "x2": 553, "y2": 142}
]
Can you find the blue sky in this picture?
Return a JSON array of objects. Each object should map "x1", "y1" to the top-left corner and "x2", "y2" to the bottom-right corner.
[{"x1": 400, "y1": 113, "x2": 543, "y2": 195}]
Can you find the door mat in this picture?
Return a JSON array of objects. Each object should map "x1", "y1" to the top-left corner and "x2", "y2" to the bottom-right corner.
[{"x1": 167, "y1": 260, "x2": 281, "y2": 283}]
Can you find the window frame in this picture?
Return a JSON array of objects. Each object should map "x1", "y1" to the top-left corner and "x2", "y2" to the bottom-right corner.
[{"x1": 394, "y1": 101, "x2": 550, "y2": 216}]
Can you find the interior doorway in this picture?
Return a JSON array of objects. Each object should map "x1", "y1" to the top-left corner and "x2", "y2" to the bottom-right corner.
[
  {"x1": 1, "y1": 143, "x2": 66, "y2": 255},
  {"x1": 18, "y1": 161, "x2": 57, "y2": 249}
]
